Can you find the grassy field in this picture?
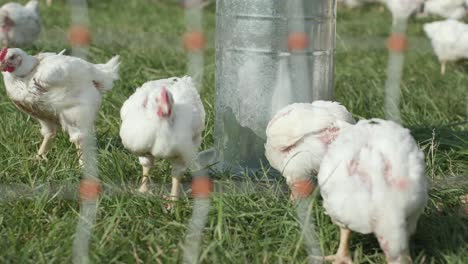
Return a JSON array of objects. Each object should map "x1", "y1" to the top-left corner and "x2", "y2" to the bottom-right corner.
[{"x1": 0, "y1": 0, "x2": 467, "y2": 263}]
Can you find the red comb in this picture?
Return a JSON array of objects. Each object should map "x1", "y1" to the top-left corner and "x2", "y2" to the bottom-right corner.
[
  {"x1": 161, "y1": 87, "x2": 168, "y2": 104},
  {"x1": 0, "y1": 48, "x2": 8, "y2": 62}
]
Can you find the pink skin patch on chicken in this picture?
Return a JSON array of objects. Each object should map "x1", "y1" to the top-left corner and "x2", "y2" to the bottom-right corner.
[
  {"x1": 347, "y1": 159, "x2": 358, "y2": 175},
  {"x1": 382, "y1": 157, "x2": 410, "y2": 190},
  {"x1": 377, "y1": 235, "x2": 390, "y2": 256},
  {"x1": 318, "y1": 126, "x2": 340, "y2": 145},
  {"x1": 347, "y1": 158, "x2": 372, "y2": 191}
]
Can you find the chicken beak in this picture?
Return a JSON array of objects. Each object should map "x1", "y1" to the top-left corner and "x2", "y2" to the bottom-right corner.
[
  {"x1": 163, "y1": 104, "x2": 172, "y2": 117},
  {"x1": 157, "y1": 103, "x2": 172, "y2": 118}
]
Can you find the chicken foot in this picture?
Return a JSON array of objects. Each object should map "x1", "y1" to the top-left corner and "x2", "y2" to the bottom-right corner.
[
  {"x1": 138, "y1": 165, "x2": 151, "y2": 193},
  {"x1": 321, "y1": 227, "x2": 353, "y2": 264}
]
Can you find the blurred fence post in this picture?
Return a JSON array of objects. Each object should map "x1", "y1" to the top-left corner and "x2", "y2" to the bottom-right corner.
[
  {"x1": 68, "y1": 0, "x2": 91, "y2": 58},
  {"x1": 67, "y1": 1, "x2": 101, "y2": 264},
  {"x1": 182, "y1": 0, "x2": 206, "y2": 90},
  {"x1": 292, "y1": 180, "x2": 323, "y2": 264},
  {"x1": 182, "y1": 177, "x2": 212, "y2": 264},
  {"x1": 384, "y1": 17, "x2": 408, "y2": 123}
]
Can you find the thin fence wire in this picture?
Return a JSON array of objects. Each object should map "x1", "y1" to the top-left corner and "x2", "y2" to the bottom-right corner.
[{"x1": 0, "y1": 175, "x2": 465, "y2": 202}]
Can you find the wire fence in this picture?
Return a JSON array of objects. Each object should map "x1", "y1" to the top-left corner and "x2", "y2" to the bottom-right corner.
[{"x1": 0, "y1": 0, "x2": 466, "y2": 263}]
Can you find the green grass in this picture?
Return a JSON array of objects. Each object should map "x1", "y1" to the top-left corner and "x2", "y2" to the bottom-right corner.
[{"x1": 0, "y1": 0, "x2": 467, "y2": 263}]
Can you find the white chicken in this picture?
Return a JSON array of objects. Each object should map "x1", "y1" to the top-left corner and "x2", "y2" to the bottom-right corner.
[
  {"x1": 385, "y1": 0, "x2": 424, "y2": 19},
  {"x1": 338, "y1": 0, "x2": 385, "y2": 9},
  {"x1": 424, "y1": 19, "x2": 468, "y2": 74},
  {"x1": 0, "y1": 0, "x2": 40, "y2": 46},
  {"x1": 318, "y1": 119, "x2": 428, "y2": 264},
  {"x1": 265, "y1": 101, "x2": 355, "y2": 200},
  {"x1": 119, "y1": 76, "x2": 205, "y2": 204},
  {"x1": 0, "y1": 47, "x2": 120, "y2": 161},
  {"x1": 420, "y1": 0, "x2": 468, "y2": 20}
]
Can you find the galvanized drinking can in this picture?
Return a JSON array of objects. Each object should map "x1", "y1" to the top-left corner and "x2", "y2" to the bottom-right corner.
[{"x1": 214, "y1": 0, "x2": 336, "y2": 174}]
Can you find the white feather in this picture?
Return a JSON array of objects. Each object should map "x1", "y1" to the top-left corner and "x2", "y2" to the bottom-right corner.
[
  {"x1": 1, "y1": 48, "x2": 120, "y2": 146},
  {"x1": 424, "y1": 0, "x2": 467, "y2": 19},
  {"x1": 120, "y1": 76, "x2": 205, "y2": 176},
  {"x1": 265, "y1": 101, "x2": 355, "y2": 184},
  {"x1": 385, "y1": 0, "x2": 424, "y2": 19},
  {"x1": 424, "y1": 19, "x2": 468, "y2": 63},
  {"x1": 0, "y1": 0, "x2": 41, "y2": 46},
  {"x1": 318, "y1": 119, "x2": 428, "y2": 261}
]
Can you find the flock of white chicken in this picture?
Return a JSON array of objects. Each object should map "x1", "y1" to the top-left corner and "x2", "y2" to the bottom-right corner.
[
  {"x1": 265, "y1": 102, "x2": 427, "y2": 264},
  {"x1": 339, "y1": 0, "x2": 468, "y2": 74},
  {"x1": 0, "y1": 0, "x2": 448, "y2": 263}
]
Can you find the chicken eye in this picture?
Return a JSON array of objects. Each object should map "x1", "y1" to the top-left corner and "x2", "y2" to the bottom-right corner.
[{"x1": 8, "y1": 55, "x2": 17, "y2": 61}]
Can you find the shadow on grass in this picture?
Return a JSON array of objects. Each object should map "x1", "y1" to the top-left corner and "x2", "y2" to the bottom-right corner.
[
  {"x1": 345, "y1": 201, "x2": 467, "y2": 263},
  {"x1": 409, "y1": 124, "x2": 467, "y2": 261},
  {"x1": 410, "y1": 124, "x2": 467, "y2": 150},
  {"x1": 412, "y1": 205, "x2": 467, "y2": 262},
  {"x1": 454, "y1": 60, "x2": 468, "y2": 74}
]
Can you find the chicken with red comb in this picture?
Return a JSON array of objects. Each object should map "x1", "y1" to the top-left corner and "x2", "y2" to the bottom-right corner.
[
  {"x1": 120, "y1": 76, "x2": 206, "y2": 209},
  {"x1": 1, "y1": 47, "x2": 120, "y2": 162}
]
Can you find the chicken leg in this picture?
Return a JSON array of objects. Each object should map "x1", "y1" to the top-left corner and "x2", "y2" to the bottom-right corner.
[
  {"x1": 440, "y1": 61, "x2": 446, "y2": 75},
  {"x1": 74, "y1": 142, "x2": 84, "y2": 167},
  {"x1": 138, "y1": 166, "x2": 151, "y2": 193},
  {"x1": 36, "y1": 134, "x2": 55, "y2": 160},
  {"x1": 169, "y1": 177, "x2": 181, "y2": 200},
  {"x1": 138, "y1": 156, "x2": 154, "y2": 193},
  {"x1": 36, "y1": 121, "x2": 57, "y2": 161},
  {"x1": 164, "y1": 161, "x2": 185, "y2": 210},
  {"x1": 323, "y1": 227, "x2": 352, "y2": 264},
  {"x1": 164, "y1": 176, "x2": 182, "y2": 211}
]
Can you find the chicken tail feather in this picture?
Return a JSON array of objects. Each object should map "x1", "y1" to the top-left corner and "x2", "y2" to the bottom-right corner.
[{"x1": 93, "y1": 55, "x2": 120, "y2": 93}]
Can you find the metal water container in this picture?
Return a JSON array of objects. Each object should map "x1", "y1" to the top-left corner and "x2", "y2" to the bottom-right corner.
[{"x1": 214, "y1": 0, "x2": 336, "y2": 173}]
